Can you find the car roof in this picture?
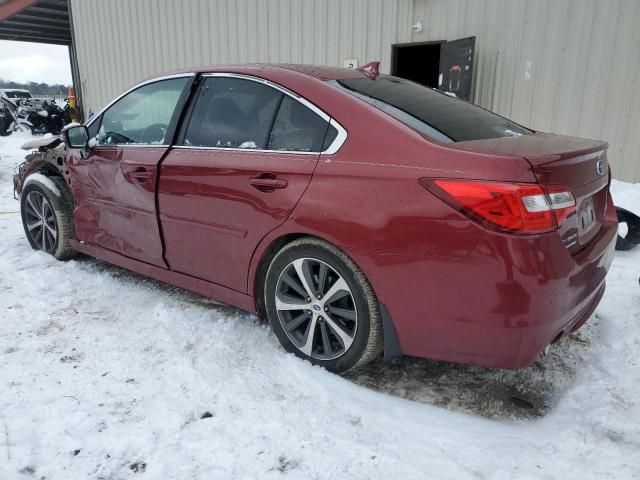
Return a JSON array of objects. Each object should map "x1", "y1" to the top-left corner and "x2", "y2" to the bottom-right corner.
[
  {"x1": 0, "y1": 88, "x2": 31, "y2": 93},
  {"x1": 174, "y1": 63, "x2": 372, "y2": 81}
]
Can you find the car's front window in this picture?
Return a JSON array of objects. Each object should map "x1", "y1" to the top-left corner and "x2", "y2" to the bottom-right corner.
[
  {"x1": 95, "y1": 78, "x2": 189, "y2": 146},
  {"x1": 330, "y1": 76, "x2": 532, "y2": 143}
]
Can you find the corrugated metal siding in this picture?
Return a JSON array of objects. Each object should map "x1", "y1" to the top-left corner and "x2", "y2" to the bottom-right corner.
[
  {"x1": 70, "y1": 0, "x2": 640, "y2": 182},
  {"x1": 70, "y1": 0, "x2": 410, "y2": 112}
]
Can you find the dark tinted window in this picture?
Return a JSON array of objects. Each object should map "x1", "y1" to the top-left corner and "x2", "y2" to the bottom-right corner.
[
  {"x1": 184, "y1": 77, "x2": 282, "y2": 149},
  {"x1": 332, "y1": 77, "x2": 531, "y2": 142},
  {"x1": 267, "y1": 96, "x2": 330, "y2": 152}
]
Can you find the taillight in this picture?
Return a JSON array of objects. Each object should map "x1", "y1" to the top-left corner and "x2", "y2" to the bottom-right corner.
[{"x1": 420, "y1": 179, "x2": 576, "y2": 234}]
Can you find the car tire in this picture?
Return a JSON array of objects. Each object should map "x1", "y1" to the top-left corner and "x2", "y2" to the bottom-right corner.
[
  {"x1": 264, "y1": 237, "x2": 382, "y2": 373},
  {"x1": 20, "y1": 175, "x2": 76, "y2": 260}
]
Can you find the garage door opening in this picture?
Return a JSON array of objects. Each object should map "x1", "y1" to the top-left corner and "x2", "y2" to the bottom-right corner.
[
  {"x1": 391, "y1": 41, "x2": 443, "y2": 89},
  {"x1": 391, "y1": 37, "x2": 476, "y2": 101}
]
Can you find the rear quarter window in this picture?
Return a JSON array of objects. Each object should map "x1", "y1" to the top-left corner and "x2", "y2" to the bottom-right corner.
[
  {"x1": 267, "y1": 96, "x2": 330, "y2": 152},
  {"x1": 331, "y1": 76, "x2": 531, "y2": 143}
]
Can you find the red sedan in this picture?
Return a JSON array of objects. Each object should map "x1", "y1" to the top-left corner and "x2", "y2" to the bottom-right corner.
[{"x1": 20, "y1": 63, "x2": 617, "y2": 373}]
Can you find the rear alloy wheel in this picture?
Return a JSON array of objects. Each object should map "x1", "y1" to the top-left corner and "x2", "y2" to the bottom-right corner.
[
  {"x1": 264, "y1": 238, "x2": 382, "y2": 372},
  {"x1": 276, "y1": 257, "x2": 357, "y2": 360},
  {"x1": 20, "y1": 175, "x2": 75, "y2": 260}
]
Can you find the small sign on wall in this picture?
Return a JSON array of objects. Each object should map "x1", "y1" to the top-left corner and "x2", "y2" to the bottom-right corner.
[
  {"x1": 344, "y1": 59, "x2": 359, "y2": 69},
  {"x1": 524, "y1": 61, "x2": 533, "y2": 80}
]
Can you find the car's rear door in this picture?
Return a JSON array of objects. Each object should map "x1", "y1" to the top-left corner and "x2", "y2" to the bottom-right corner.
[
  {"x1": 67, "y1": 75, "x2": 193, "y2": 267},
  {"x1": 158, "y1": 74, "x2": 339, "y2": 292}
]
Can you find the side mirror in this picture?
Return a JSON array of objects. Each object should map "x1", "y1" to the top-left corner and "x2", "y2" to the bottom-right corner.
[{"x1": 63, "y1": 124, "x2": 89, "y2": 149}]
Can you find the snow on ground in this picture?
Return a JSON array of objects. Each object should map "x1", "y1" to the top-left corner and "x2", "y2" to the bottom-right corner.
[{"x1": 0, "y1": 130, "x2": 639, "y2": 479}]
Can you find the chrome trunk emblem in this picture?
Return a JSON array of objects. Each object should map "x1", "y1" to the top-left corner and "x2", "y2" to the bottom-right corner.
[{"x1": 596, "y1": 159, "x2": 605, "y2": 176}]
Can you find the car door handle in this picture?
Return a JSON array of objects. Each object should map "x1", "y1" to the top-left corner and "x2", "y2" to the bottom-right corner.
[
  {"x1": 124, "y1": 167, "x2": 153, "y2": 182},
  {"x1": 249, "y1": 174, "x2": 288, "y2": 191}
]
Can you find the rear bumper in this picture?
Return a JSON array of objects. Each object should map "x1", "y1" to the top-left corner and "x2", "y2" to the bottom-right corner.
[{"x1": 357, "y1": 194, "x2": 618, "y2": 369}]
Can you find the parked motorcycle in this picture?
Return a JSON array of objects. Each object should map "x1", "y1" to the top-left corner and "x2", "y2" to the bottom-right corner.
[
  {"x1": 19, "y1": 99, "x2": 71, "y2": 135},
  {"x1": 0, "y1": 95, "x2": 21, "y2": 136}
]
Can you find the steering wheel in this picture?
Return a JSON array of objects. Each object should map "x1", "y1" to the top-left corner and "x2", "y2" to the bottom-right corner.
[
  {"x1": 103, "y1": 131, "x2": 135, "y2": 144},
  {"x1": 140, "y1": 123, "x2": 167, "y2": 144}
]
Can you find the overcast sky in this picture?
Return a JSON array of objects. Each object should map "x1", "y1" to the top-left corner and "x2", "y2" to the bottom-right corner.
[{"x1": 0, "y1": 40, "x2": 72, "y2": 85}]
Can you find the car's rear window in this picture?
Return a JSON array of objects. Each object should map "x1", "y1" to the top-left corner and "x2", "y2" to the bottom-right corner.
[{"x1": 331, "y1": 76, "x2": 531, "y2": 143}]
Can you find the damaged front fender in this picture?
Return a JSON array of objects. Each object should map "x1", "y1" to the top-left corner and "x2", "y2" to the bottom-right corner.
[{"x1": 13, "y1": 136, "x2": 68, "y2": 198}]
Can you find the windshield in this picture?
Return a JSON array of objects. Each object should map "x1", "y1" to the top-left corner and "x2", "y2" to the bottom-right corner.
[{"x1": 331, "y1": 76, "x2": 531, "y2": 143}]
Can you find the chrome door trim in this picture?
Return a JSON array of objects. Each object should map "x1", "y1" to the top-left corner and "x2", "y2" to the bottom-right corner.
[
  {"x1": 91, "y1": 144, "x2": 171, "y2": 149},
  {"x1": 84, "y1": 73, "x2": 196, "y2": 129},
  {"x1": 85, "y1": 71, "x2": 348, "y2": 155},
  {"x1": 324, "y1": 119, "x2": 347, "y2": 155},
  {"x1": 201, "y1": 72, "x2": 331, "y2": 121},
  {"x1": 172, "y1": 145, "x2": 319, "y2": 156},
  {"x1": 196, "y1": 72, "x2": 347, "y2": 155}
]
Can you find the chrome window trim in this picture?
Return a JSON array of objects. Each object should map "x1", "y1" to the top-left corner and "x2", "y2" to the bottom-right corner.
[
  {"x1": 91, "y1": 144, "x2": 170, "y2": 149},
  {"x1": 85, "y1": 73, "x2": 196, "y2": 147},
  {"x1": 197, "y1": 72, "x2": 347, "y2": 154},
  {"x1": 85, "y1": 73, "x2": 195, "y2": 129},
  {"x1": 172, "y1": 145, "x2": 319, "y2": 156},
  {"x1": 85, "y1": 71, "x2": 348, "y2": 154},
  {"x1": 201, "y1": 73, "x2": 330, "y2": 121},
  {"x1": 324, "y1": 119, "x2": 347, "y2": 155}
]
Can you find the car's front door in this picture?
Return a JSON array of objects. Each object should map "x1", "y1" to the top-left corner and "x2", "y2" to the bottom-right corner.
[
  {"x1": 158, "y1": 74, "x2": 339, "y2": 292},
  {"x1": 67, "y1": 75, "x2": 192, "y2": 267}
]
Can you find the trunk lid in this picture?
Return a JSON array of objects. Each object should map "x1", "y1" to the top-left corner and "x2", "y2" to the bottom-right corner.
[{"x1": 452, "y1": 133, "x2": 610, "y2": 253}]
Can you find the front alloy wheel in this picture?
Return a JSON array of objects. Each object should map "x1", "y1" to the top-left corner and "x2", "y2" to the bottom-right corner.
[
  {"x1": 20, "y1": 175, "x2": 75, "y2": 260},
  {"x1": 23, "y1": 190, "x2": 57, "y2": 253}
]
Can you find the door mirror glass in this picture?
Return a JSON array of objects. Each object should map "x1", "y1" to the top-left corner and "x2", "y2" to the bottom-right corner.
[{"x1": 64, "y1": 125, "x2": 89, "y2": 148}]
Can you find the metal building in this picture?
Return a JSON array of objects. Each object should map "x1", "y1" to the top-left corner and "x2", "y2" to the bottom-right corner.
[{"x1": 2, "y1": 0, "x2": 640, "y2": 181}]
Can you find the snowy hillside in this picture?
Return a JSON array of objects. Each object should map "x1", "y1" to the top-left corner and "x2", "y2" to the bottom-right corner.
[{"x1": 1, "y1": 131, "x2": 639, "y2": 479}]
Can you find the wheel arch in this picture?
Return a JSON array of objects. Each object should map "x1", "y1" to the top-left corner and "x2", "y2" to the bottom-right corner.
[
  {"x1": 249, "y1": 228, "x2": 402, "y2": 361},
  {"x1": 251, "y1": 231, "x2": 310, "y2": 318},
  {"x1": 14, "y1": 160, "x2": 65, "y2": 197}
]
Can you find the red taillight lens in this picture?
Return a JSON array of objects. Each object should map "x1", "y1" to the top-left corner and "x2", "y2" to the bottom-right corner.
[{"x1": 420, "y1": 179, "x2": 576, "y2": 234}]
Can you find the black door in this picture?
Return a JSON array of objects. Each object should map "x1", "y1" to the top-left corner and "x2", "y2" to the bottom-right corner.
[{"x1": 438, "y1": 36, "x2": 476, "y2": 101}]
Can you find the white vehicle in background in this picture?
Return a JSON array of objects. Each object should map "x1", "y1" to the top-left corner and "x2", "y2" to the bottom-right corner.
[
  {"x1": 0, "y1": 89, "x2": 53, "y2": 109},
  {"x1": 0, "y1": 88, "x2": 33, "y2": 103},
  {"x1": 0, "y1": 94, "x2": 21, "y2": 136}
]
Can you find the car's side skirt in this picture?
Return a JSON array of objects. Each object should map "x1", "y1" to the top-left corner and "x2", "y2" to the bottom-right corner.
[{"x1": 69, "y1": 239, "x2": 256, "y2": 313}]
